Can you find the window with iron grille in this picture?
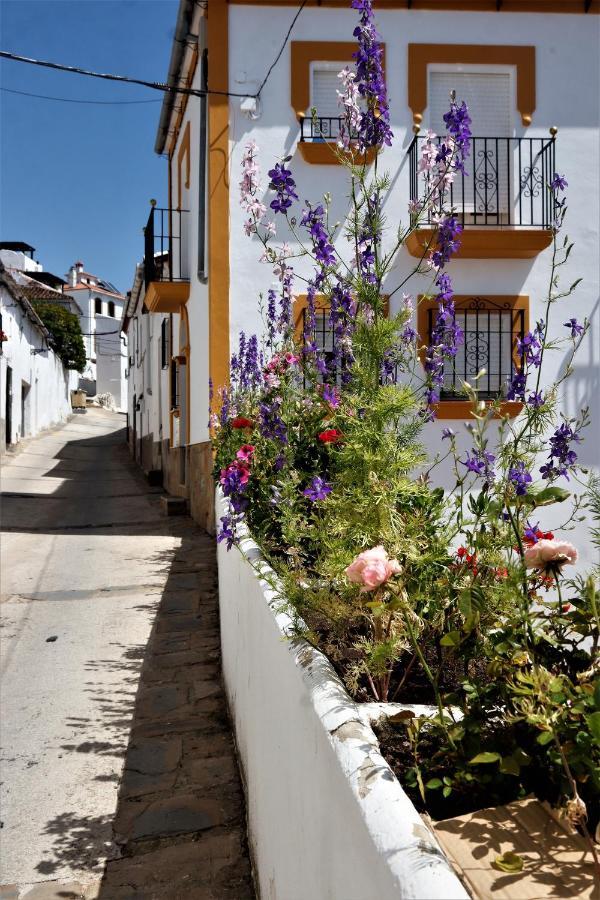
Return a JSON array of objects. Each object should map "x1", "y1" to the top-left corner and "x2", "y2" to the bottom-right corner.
[
  {"x1": 424, "y1": 297, "x2": 527, "y2": 400},
  {"x1": 170, "y1": 357, "x2": 179, "y2": 410},
  {"x1": 160, "y1": 318, "x2": 170, "y2": 370}
]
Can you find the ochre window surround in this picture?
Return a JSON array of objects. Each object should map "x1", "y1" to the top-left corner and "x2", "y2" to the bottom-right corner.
[
  {"x1": 291, "y1": 41, "x2": 385, "y2": 165},
  {"x1": 408, "y1": 44, "x2": 536, "y2": 128},
  {"x1": 417, "y1": 294, "x2": 528, "y2": 420}
]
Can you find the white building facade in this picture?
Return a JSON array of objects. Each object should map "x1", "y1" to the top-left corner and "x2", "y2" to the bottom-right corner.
[
  {"x1": 129, "y1": 0, "x2": 599, "y2": 548},
  {"x1": 64, "y1": 261, "x2": 127, "y2": 404},
  {"x1": 0, "y1": 266, "x2": 79, "y2": 451}
]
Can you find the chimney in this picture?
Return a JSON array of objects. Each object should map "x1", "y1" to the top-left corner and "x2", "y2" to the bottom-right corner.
[{"x1": 68, "y1": 261, "x2": 84, "y2": 287}]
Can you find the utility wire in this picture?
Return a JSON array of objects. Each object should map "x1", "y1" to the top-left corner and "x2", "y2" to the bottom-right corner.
[
  {"x1": 0, "y1": 0, "x2": 307, "y2": 103},
  {"x1": 1, "y1": 86, "x2": 161, "y2": 105}
]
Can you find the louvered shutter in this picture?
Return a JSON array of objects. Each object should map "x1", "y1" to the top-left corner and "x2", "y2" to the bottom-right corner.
[
  {"x1": 429, "y1": 71, "x2": 512, "y2": 216},
  {"x1": 310, "y1": 65, "x2": 350, "y2": 117}
]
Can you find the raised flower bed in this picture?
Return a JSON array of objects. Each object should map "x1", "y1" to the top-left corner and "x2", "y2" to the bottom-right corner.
[{"x1": 213, "y1": 0, "x2": 599, "y2": 895}]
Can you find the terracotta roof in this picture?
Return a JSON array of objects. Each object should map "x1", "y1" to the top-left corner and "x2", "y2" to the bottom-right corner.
[
  {"x1": 65, "y1": 283, "x2": 125, "y2": 299},
  {"x1": 19, "y1": 282, "x2": 69, "y2": 302}
]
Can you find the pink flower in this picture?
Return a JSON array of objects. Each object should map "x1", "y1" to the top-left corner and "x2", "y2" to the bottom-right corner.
[
  {"x1": 345, "y1": 545, "x2": 402, "y2": 592},
  {"x1": 236, "y1": 444, "x2": 255, "y2": 462},
  {"x1": 524, "y1": 539, "x2": 578, "y2": 571}
]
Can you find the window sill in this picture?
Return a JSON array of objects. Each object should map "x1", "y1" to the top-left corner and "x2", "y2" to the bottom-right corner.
[
  {"x1": 298, "y1": 142, "x2": 376, "y2": 166},
  {"x1": 405, "y1": 227, "x2": 552, "y2": 259},
  {"x1": 433, "y1": 400, "x2": 524, "y2": 419}
]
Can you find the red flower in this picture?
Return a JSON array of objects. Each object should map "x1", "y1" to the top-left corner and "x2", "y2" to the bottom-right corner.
[
  {"x1": 231, "y1": 416, "x2": 253, "y2": 429},
  {"x1": 318, "y1": 428, "x2": 343, "y2": 444}
]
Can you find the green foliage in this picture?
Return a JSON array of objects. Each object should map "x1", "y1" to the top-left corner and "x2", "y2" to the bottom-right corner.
[{"x1": 32, "y1": 302, "x2": 86, "y2": 372}]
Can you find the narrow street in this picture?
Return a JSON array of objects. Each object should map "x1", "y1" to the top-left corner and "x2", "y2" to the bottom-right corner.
[{"x1": 0, "y1": 409, "x2": 254, "y2": 900}]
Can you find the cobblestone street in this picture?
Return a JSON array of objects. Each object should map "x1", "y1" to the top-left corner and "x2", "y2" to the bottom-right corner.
[{"x1": 0, "y1": 409, "x2": 254, "y2": 899}]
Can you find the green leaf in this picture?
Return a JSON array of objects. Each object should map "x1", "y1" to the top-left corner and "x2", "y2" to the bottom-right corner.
[
  {"x1": 493, "y1": 852, "x2": 524, "y2": 873},
  {"x1": 458, "y1": 589, "x2": 472, "y2": 618},
  {"x1": 442, "y1": 785, "x2": 452, "y2": 798},
  {"x1": 536, "y1": 731, "x2": 553, "y2": 746},
  {"x1": 528, "y1": 486, "x2": 570, "y2": 507},
  {"x1": 499, "y1": 755, "x2": 521, "y2": 776},
  {"x1": 469, "y1": 752, "x2": 501, "y2": 765},
  {"x1": 426, "y1": 778, "x2": 443, "y2": 790},
  {"x1": 440, "y1": 630, "x2": 461, "y2": 648},
  {"x1": 594, "y1": 680, "x2": 600, "y2": 710},
  {"x1": 586, "y1": 711, "x2": 600, "y2": 743}
]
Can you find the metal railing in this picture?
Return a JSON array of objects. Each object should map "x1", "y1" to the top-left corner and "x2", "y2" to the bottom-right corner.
[
  {"x1": 143, "y1": 204, "x2": 189, "y2": 288},
  {"x1": 409, "y1": 135, "x2": 557, "y2": 228},
  {"x1": 299, "y1": 115, "x2": 353, "y2": 144},
  {"x1": 428, "y1": 298, "x2": 526, "y2": 400}
]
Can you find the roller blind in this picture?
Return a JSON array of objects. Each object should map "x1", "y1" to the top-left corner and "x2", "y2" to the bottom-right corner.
[
  {"x1": 310, "y1": 65, "x2": 351, "y2": 117},
  {"x1": 429, "y1": 71, "x2": 511, "y2": 136}
]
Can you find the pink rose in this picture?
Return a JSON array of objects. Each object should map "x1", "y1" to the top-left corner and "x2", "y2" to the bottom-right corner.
[
  {"x1": 345, "y1": 545, "x2": 402, "y2": 591},
  {"x1": 524, "y1": 538, "x2": 578, "y2": 571}
]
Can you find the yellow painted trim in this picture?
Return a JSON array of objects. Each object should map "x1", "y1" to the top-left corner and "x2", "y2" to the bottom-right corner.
[
  {"x1": 297, "y1": 142, "x2": 377, "y2": 165},
  {"x1": 293, "y1": 293, "x2": 389, "y2": 344},
  {"x1": 144, "y1": 281, "x2": 190, "y2": 313},
  {"x1": 180, "y1": 304, "x2": 191, "y2": 445},
  {"x1": 177, "y1": 121, "x2": 191, "y2": 210},
  {"x1": 208, "y1": 0, "x2": 230, "y2": 397},
  {"x1": 408, "y1": 44, "x2": 536, "y2": 128},
  {"x1": 417, "y1": 294, "x2": 528, "y2": 419},
  {"x1": 168, "y1": 45, "x2": 199, "y2": 158},
  {"x1": 406, "y1": 227, "x2": 552, "y2": 259},
  {"x1": 230, "y1": 0, "x2": 598, "y2": 10}
]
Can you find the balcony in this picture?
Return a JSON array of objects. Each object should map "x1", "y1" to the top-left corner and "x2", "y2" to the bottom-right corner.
[
  {"x1": 297, "y1": 115, "x2": 376, "y2": 165},
  {"x1": 407, "y1": 135, "x2": 557, "y2": 259},
  {"x1": 143, "y1": 204, "x2": 190, "y2": 313}
]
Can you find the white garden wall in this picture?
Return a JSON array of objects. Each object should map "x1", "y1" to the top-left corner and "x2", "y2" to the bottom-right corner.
[{"x1": 216, "y1": 491, "x2": 468, "y2": 900}]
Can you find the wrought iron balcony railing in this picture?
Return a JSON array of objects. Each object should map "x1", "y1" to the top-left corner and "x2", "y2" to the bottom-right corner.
[
  {"x1": 143, "y1": 205, "x2": 189, "y2": 289},
  {"x1": 299, "y1": 115, "x2": 351, "y2": 144},
  {"x1": 409, "y1": 135, "x2": 557, "y2": 229}
]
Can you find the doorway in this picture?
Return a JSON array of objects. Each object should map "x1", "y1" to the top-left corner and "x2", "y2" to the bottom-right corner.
[{"x1": 5, "y1": 365, "x2": 12, "y2": 446}]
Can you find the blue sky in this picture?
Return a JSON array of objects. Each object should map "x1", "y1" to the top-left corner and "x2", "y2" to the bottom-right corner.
[{"x1": 1, "y1": 0, "x2": 178, "y2": 293}]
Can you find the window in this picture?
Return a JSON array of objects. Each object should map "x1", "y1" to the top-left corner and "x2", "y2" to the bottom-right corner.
[
  {"x1": 107, "y1": 301, "x2": 115, "y2": 317},
  {"x1": 160, "y1": 318, "x2": 171, "y2": 369},
  {"x1": 94, "y1": 298, "x2": 103, "y2": 315},
  {"x1": 170, "y1": 357, "x2": 179, "y2": 410},
  {"x1": 418, "y1": 295, "x2": 528, "y2": 416},
  {"x1": 429, "y1": 67, "x2": 513, "y2": 219}
]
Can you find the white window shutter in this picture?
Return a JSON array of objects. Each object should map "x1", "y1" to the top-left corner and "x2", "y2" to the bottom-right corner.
[
  {"x1": 310, "y1": 66, "x2": 350, "y2": 118},
  {"x1": 429, "y1": 71, "x2": 511, "y2": 136}
]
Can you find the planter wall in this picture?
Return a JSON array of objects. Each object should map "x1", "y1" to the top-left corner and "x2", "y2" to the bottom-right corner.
[{"x1": 216, "y1": 491, "x2": 468, "y2": 900}]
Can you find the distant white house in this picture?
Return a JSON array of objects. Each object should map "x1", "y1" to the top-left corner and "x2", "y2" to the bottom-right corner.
[
  {"x1": 0, "y1": 264, "x2": 79, "y2": 451},
  {"x1": 63, "y1": 260, "x2": 127, "y2": 406}
]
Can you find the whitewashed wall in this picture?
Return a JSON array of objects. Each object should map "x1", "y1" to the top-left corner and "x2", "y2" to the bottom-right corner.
[
  {"x1": 0, "y1": 287, "x2": 78, "y2": 447},
  {"x1": 226, "y1": 5, "x2": 600, "y2": 568},
  {"x1": 217, "y1": 491, "x2": 468, "y2": 900},
  {"x1": 96, "y1": 314, "x2": 127, "y2": 409},
  {"x1": 169, "y1": 30, "x2": 210, "y2": 448}
]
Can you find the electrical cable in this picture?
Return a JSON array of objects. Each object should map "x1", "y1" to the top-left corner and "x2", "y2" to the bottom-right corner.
[
  {"x1": 0, "y1": 86, "x2": 161, "y2": 105},
  {"x1": 0, "y1": 0, "x2": 308, "y2": 103}
]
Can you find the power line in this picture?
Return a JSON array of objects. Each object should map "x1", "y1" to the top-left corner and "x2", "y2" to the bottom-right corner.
[
  {"x1": 1, "y1": 86, "x2": 161, "y2": 105},
  {"x1": 0, "y1": 0, "x2": 307, "y2": 103},
  {"x1": 256, "y1": 0, "x2": 307, "y2": 98},
  {"x1": 0, "y1": 50, "x2": 248, "y2": 99}
]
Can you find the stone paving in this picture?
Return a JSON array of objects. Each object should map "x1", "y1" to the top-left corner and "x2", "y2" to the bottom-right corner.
[{"x1": 97, "y1": 524, "x2": 255, "y2": 900}]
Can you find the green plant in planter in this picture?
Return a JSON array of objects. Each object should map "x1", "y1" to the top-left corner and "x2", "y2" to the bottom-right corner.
[{"x1": 213, "y1": 0, "x2": 599, "y2": 867}]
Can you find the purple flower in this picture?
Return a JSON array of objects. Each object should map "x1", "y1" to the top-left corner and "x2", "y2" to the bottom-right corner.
[
  {"x1": 303, "y1": 476, "x2": 333, "y2": 502},
  {"x1": 563, "y1": 318, "x2": 584, "y2": 338},
  {"x1": 551, "y1": 173, "x2": 568, "y2": 192},
  {"x1": 301, "y1": 204, "x2": 336, "y2": 267},
  {"x1": 509, "y1": 460, "x2": 532, "y2": 496},
  {"x1": 322, "y1": 383, "x2": 340, "y2": 408},
  {"x1": 268, "y1": 162, "x2": 298, "y2": 214},
  {"x1": 540, "y1": 420, "x2": 581, "y2": 481},
  {"x1": 350, "y1": 0, "x2": 393, "y2": 151},
  {"x1": 217, "y1": 514, "x2": 237, "y2": 550},
  {"x1": 441, "y1": 427, "x2": 455, "y2": 440},
  {"x1": 527, "y1": 391, "x2": 544, "y2": 408},
  {"x1": 524, "y1": 521, "x2": 540, "y2": 543},
  {"x1": 259, "y1": 396, "x2": 287, "y2": 444},
  {"x1": 461, "y1": 449, "x2": 495, "y2": 484},
  {"x1": 507, "y1": 371, "x2": 526, "y2": 402},
  {"x1": 443, "y1": 100, "x2": 472, "y2": 173}
]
